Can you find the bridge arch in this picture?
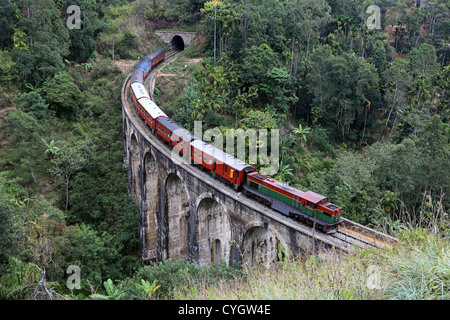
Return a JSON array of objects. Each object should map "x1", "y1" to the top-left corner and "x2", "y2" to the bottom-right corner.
[
  {"x1": 196, "y1": 194, "x2": 231, "y2": 265},
  {"x1": 164, "y1": 172, "x2": 190, "y2": 261},
  {"x1": 242, "y1": 223, "x2": 286, "y2": 268}
]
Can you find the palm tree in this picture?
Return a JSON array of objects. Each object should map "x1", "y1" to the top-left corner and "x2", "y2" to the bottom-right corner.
[
  {"x1": 90, "y1": 279, "x2": 124, "y2": 300},
  {"x1": 293, "y1": 123, "x2": 311, "y2": 144},
  {"x1": 135, "y1": 279, "x2": 161, "y2": 300},
  {"x1": 275, "y1": 160, "x2": 294, "y2": 183},
  {"x1": 41, "y1": 139, "x2": 60, "y2": 157}
]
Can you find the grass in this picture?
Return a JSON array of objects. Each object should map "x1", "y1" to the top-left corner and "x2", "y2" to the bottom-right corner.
[
  {"x1": 171, "y1": 228, "x2": 449, "y2": 300},
  {"x1": 384, "y1": 229, "x2": 450, "y2": 300},
  {"x1": 154, "y1": 54, "x2": 204, "y2": 116}
]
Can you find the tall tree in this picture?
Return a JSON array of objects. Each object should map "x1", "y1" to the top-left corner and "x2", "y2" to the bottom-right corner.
[
  {"x1": 409, "y1": 43, "x2": 440, "y2": 79},
  {"x1": 42, "y1": 71, "x2": 82, "y2": 119},
  {"x1": 382, "y1": 58, "x2": 413, "y2": 137},
  {"x1": 48, "y1": 139, "x2": 91, "y2": 211}
]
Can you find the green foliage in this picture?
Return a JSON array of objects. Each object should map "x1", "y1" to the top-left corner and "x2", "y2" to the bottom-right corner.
[
  {"x1": 293, "y1": 123, "x2": 312, "y2": 144},
  {"x1": 134, "y1": 279, "x2": 161, "y2": 300},
  {"x1": 14, "y1": 92, "x2": 49, "y2": 123},
  {"x1": 91, "y1": 279, "x2": 125, "y2": 300},
  {"x1": 307, "y1": 45, "x2": 379, "y2": 141},
  {"x1": 53, "y1": 224, "x2": 122, "y2": 295},
  {"x1": 385, "y1": 229, "x2": 450, "y2": 300},
  {"x1": 241, "y1": 44, "x2": 280, "y2": 87},
  {"x1": 0, "y1": 50, "x2": 18, "y2": 106},
  {"x1": 0, "y1": 257, "x2": 40, "y2": 300},
  {"x1": 0, "y1": 174, "x2": 21, "y2": 271},
  {"x1": 120, "y1": 259, "x2": 244, "y2": 299},
  {"x1": 42, "y1": 71, "x2": 82, "y2": 119},
  {"x1": 409, "y1": 43, "x2": 440, "y2": 79},
  {"x1": 241, "y1": 110, "x2": 277, "y2": 130},
  {"x1": 371, "y1": 40, "x2": 387, "y2": 77},
  {"x1": 382, "y1": 58, "x2": 412, "y2": 132}
]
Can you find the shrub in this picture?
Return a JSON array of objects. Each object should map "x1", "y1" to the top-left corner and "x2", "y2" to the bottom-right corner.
[{"x1": 118, "y1": 259, "x2": 244, "y2": 299}]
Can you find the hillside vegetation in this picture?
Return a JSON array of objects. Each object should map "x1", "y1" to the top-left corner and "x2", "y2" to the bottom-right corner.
[{"x1": 0, "y1": 0, "x2": 449, "y2": 300}]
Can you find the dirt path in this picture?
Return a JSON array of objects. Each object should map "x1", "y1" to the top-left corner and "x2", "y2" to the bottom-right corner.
[
  {"x1": 114, "y1": 59, "x2": 138, "y2": 74},
  {"x1": 156, "y1": 69, "x2": 177, "y2": 77}
]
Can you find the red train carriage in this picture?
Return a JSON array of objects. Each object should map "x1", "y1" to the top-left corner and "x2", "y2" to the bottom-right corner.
[
  {"x1": 130, "y1": 82, "x2": 150, "y2": 106},
  {"x1": 156, "y1": 117, "x2": 195, "y2": 154},
  {"x1": 138, "y1": 98, "x2": 167, "y2": 130},
  {"x1": 150, "y1": 49, "x2": 165, "y2": 67},
  {"x1": 190, "y1": 140, "x2": 255, "y2": 187}
]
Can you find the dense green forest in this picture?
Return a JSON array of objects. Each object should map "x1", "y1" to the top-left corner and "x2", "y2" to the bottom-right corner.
[{"x1": 0, "y1": 0, "x2": 449, "y2": 300}]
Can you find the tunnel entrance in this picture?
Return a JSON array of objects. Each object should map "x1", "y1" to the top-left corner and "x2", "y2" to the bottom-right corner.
[{"x1": 171, "y1": 35, "x2": 185, "y2": 51}]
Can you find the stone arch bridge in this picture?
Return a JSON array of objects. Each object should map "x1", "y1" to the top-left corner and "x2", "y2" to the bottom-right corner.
[{"x1": 121, "y1": 66, "x2": 397, "y2": 267}]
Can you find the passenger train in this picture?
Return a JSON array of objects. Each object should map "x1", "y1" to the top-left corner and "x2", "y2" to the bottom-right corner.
[{"x1": 129, "y1": 49, "x2": 342, "y2": 234}]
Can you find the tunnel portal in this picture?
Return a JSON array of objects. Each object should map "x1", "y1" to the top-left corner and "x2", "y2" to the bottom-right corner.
[{"x1": 171, "y1": 35, "x2": 185, "y2": 51}]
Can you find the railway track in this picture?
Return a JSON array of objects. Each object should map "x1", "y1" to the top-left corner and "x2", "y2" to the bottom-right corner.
[
  {"x1": 146, "y1": 50, "x2": 181, "y2": 100},
  {"x1": 124, "y1": 51, "x2": 399, "y2": 253},
  {"x1": 332, "y1": 230, "x2": 379, "y2": 249},
  {"x1": 165, "y1": 49, "x2": 181, "y2": 60}
]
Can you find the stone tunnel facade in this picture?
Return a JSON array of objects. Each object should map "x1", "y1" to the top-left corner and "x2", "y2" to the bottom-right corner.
[
  {"x1": 122, "y1": 77, "x2": 345, "y2": 268},
  {"x1": 155, "y1": 31, "x2": 196, "y2": 50}
]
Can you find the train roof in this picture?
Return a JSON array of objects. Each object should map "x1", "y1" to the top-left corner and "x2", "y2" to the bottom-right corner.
[
  {"x1": 130, "y1": 70, "x2": 144, "y2": 84},
  {"x1": 134, "y1": 48, "x2": 165, "y2": 72},
  {"x1": 135, "y1": 57, "x2": 152, "y2": 72},
  {"x1": 157, "y1": 117, "x2": 195, "y2": 141},
  {"x1": 147, "y1": 48, "x2": 165, "y2": 59},
  {"x1": 131, "y1": 82, "x2": 150, "y2": 100},
  {"x1": 190, "y1": 139, "x2": 254, "y2": 172},
  {"x1": 302, "y1": 191, "x2": 327, "y2": 204},
  {"x1": 139, "y1": 98, "x2": 167, "y2": 120}
]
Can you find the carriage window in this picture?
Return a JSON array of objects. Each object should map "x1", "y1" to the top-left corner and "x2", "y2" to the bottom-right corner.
[
  {"x1": 203, "y1": 156, "x2": 207, "y2": 162},
  {"x1": 307, "y1": 201, "x2": 313, "y2": 207},
  {"x1": 224, "y1": 165, "x2": 227, "y2": 173},
  {"x1": 208, "y1": 159, "x2": 213, "y2": 165}
]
